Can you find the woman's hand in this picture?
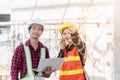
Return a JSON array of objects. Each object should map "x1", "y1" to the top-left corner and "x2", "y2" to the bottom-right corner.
[
  {"x1": 60, "y1": 38, "x2": 66, "y2": 50},
  {"x1": 68, "y1": 28, "x2": 80, "y2": 44},
  {"x1": 69, "y1": 28, "x2": 77, "y2": 34}
]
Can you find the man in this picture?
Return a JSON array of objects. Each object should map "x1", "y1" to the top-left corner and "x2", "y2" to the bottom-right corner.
[{"x1": 11, "y1": 19, "x2": 54, "y2": 80}]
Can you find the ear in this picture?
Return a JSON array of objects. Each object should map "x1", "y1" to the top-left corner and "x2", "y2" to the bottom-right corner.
[
  {"x1": 40, "y1": 31, "x2": 43, "y2": 36},
  {"x1": 28, "y1": 30, "x2": 30, "y2": 33}
]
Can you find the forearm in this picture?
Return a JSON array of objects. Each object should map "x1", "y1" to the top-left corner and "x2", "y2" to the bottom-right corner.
[
  {"x1": 71, "y1": 32, "x2": 86, "y2": 54},
  {"x1": 75, "y1": 41, "x2": 86, "y2": 64},
  {"x1": 71, "y1": 32, "x2": 87, "y2": 66},
  {"x1": 74, "y1": 41, "x2": 86, "y2": 54}
]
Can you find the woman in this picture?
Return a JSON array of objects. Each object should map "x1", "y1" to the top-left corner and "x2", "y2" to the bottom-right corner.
[{"x1": 58, "y1": 21, "x2": 87, "y2": 80}]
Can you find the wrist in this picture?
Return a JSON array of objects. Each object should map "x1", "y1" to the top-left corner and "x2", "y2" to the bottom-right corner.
[{"x1": 74, "y1": 40, "x2": 81, "y2": 45}]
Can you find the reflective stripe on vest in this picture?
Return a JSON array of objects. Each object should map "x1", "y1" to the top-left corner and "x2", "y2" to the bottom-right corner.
[
  {"x1": 60, "y1": 69, "x2": 83, "y2": 76},
  {"x1": 64, "y1": 56, "x2": 80, "y2": 62},
  {"x1": 21, "y1": 43, "x2": 46, "y2": 80},
  {"x1": 40, "y1": 48, "x2": 46, "y2": 59}
]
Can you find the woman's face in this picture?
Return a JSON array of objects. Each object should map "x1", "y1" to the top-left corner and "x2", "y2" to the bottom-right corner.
[{"x1": 62, "y1": 28, "x2": 73, "y2": 44}]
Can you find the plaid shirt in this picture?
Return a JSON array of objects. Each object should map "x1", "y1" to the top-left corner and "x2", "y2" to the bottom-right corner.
[{"x1": 11, "y1": 39, "x2": 50, "y2": 80}]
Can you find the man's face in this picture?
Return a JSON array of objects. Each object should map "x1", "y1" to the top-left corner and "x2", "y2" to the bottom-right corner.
[{"x1": 29, "y1": 24, "x2": 43, "y2": 39}]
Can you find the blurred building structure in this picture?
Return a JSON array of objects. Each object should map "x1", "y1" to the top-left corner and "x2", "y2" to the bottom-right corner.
[{"x1": 0, "y1": 0, "x2": 116, "y2": 80}]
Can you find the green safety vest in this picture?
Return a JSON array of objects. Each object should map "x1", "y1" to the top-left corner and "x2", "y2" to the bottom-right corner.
[{"x1": 21, "y1": 43, "x2": 46, "y2": 80}]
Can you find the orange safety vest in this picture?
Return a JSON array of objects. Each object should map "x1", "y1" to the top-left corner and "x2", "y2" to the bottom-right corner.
[{"x1": 59, "y1": 47, "x2": 84, "y2": 80}]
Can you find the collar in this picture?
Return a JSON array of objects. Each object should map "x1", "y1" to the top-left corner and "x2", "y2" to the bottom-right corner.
[{"x1": 25, "y1": 39, "x2": 44, "y2": 48}]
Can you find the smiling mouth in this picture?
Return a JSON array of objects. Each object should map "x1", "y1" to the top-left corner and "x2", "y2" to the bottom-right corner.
[{"x1": 33, "y1": 33, "x2": 39, "y2": 35}]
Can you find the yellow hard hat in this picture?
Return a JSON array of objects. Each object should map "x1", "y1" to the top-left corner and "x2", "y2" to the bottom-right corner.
[{"x1": 59, "y1": 21, "x2": 78, "y2": 34}]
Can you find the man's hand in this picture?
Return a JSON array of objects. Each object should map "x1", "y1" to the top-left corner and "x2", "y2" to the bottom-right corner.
[{"x1": 43, "y1": 66, "x2": 56, "y2": 74}]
